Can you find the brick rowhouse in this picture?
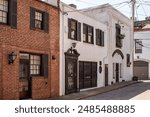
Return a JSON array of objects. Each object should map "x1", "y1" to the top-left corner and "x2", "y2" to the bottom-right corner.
[{"x1": 0, "y1": 0, "x2": 59, "y2": 99}]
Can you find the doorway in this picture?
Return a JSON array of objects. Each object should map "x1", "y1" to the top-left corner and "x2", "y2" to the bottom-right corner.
[
  {"x1": 105, "y1": 64, "x2": 108, "y2": 86},
  {"x1": 65, "y1": 58, "x2": 77, "y2": 94},
  {"x1": 116, "y1": 63, "x2": 119, "y2": 82},
  {"x1": 65, "y1": 48, "x2": 80, "y2": 95},
  {"x1": 19, "y1": 59, "x2": 31, "y2": 99}
]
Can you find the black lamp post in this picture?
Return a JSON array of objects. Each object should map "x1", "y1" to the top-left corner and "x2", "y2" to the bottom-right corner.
[{"x1": 8, "y1": 52, "x2": 17, "y2": 64}]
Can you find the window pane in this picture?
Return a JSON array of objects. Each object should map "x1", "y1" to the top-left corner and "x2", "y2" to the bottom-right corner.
[
  {"x1": 35, "y1": 11, "x2": 42, "y2": 21},
  {"x1": 88, "y1": 27, "x2": 92, "y2": 34},
  {"x1": 0, "y1": 0, "x2": 3, "y2": 4},
  {"x1": 71, "y1": 21, "x2": 76, "y2": 30},
  {"x1": 0, "y1": 11, "x2": 2, "y2": 16},
  {"x1": 4, "y1": 6, "x2": 8, "y2": 11},
  {"x1": 88, "y1": 35, "x2": 92, "y2": 43},
  {"x1": 2, "y1": 12, "x2": 6, "y2": 17},
  {"x1": 36, "y1": 55, "x2": 40, "y2": 60},
  {"x1": 0, "y1": 17, "x2": 2, "y2": 22},
  {"x1": 136, "y1": 41, "x2": 142, "y2": 49},
  {"x1": 30, "y1": 55, "x2": 41, "y2": 75},
  {"x1": 0, "y1": 5, "x2": 3, "y2": 10},
  {"x1": 0, "y1": 0, "x2": 8, "y2": 23},
  {"x1": 35, "y1": 20, "x2": 42, "y2": 29},
  {"x1": 71, "y1": 30, "x2": 75, "y2": 39},
  {"x1": 84, "y1": 62, "x2": 91, "y2": 79},
  {"x1": 83, "y1": 34, "x2": 86, "y2": 41},
  {"x1": 2, "y1": 17, "x2": 6, "y2": 23},
  {"x1": 83, "y1": 25, "x2": 87, "y2": 34}
]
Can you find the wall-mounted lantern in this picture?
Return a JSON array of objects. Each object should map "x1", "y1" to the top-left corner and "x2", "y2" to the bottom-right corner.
[
  {"x1": 72, "y1": 42, "x2": 77, "y2": 48},
  {"x1": 8, "y1": 52, "x2": 17, "y2": 64},
  {"x1": 52, "y1": 55, "x2": 56, "y2": 60},
  {"x1": 99, "y1": 61, "x2": 102, "y2": 73}
]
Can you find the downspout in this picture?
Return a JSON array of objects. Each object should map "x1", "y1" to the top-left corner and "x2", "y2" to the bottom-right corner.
[
  {"x1": 103, "y1": 13, "x2": 112, "y2": 86},
  {"x1": 59, "y1": 2, "x2": 65, "y2": 96}
]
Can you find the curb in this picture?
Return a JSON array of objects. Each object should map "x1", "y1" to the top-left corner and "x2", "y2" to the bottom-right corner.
[
  {"x1": 78, "y1": 81, "x2": 141, "y2": 100},
  {"x1": 49, "y1": 81, "x2": 141, "y2": 100}
]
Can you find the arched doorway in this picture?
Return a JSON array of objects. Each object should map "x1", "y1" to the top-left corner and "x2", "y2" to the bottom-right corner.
[
  {"x1": 133, "y1": 61, "x2": 148, "y2": 80},
  {"x1": 112, "y1": 49, "x2": 124, "y2": 83}
]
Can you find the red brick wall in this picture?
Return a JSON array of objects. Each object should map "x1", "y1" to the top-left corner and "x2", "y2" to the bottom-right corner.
[
  {"x1": 0, "y1": 0, "x2": 59, "y2": 99},
  {"x1": 0, "y1": 43, "x2": 2, "y2": 99}
]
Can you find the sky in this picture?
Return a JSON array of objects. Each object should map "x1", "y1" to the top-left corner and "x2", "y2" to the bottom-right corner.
[{"x1": 61, "y1": 0, "x2": 150, "y2": 20}]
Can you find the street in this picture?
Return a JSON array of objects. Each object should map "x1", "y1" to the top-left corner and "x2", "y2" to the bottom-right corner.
[{"x1": 83, "y1": 80, "x2": 150, "y2": 100}]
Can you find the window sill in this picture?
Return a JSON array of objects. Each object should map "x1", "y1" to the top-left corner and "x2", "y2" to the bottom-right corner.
[
  {"x1": 96, "y1": 44, "x2": 104, "y2": 47},
  {"x1": 68, "y1": 38, "x2": 80, "y2": 41},
  {"x1": 83, "y1": 41, "x2": 94, "y2": 44},
  {"x1": 31, "y1": 28, "x2": 48, "y2": 33}
]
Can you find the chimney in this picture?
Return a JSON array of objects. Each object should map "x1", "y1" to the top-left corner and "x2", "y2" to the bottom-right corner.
[{"x1": 69, "y1": 4, "x2": 77, "y2": 9}]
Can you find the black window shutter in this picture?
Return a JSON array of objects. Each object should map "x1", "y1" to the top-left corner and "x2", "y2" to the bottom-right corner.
[
  {"x1": 101, "y1": 31, "x2": 104, "y2": 46},
  {"x1": 43, "y1": 12, "x2": 49, "y2": 32},
  {"x1": 9, "y1": 0, "x2": 17, "y2": 28},
  {"x1": 68, "y1": 18, "x2": 71, "y2": 39},
  {"x1": 96, "y1": 29, "x2": 99, "y2": 45},
  {"x1": 127, "y1": 54, "x2": 130, "y2": 67},
  {"x1": 42, "y1": 54, "x2": 48, "y2": 78},
  {"x1": 77, "y1": 22, "x2": 81, "y2": 41},
  {"x1": 30, "y1": 7, "x2": 35, "y2": 30}
]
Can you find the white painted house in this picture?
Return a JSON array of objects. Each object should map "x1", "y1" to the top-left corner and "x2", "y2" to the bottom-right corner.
[
  {"x1": 59, "y1": 3, "x2": 133, "y2": 96},
  {"x1": 134, "y1": 20, "x2": 150, "y2": 80},
  {"x1": 82, "y1": 4, "x2": 133, "y2": 85},
  {"x1": 60, "y1": 3, "x2": 108, "y2": 95}
]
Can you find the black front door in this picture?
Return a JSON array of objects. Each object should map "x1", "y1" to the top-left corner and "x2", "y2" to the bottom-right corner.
[
  {"x1": 65, "y1": 58, "x2": 77, "y2": 94},
  {"x1": 19, "y1": 59, "x2": 31, "y2": 99},
  {"x1": 116, "y1": 63, "x2": 119, "y2": 82},
  {"x1": 105, "y1": 64, "x2": 108, "y2": 86}
]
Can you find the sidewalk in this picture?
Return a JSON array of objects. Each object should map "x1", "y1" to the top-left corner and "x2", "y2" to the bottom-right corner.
[{"x1": 49, "y1": 81, "x2": 140, "y2": 100}]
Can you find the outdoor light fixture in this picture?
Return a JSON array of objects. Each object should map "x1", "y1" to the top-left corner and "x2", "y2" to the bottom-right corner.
[
  {"x1": 8, "y1": 52, "x2": 17, "y2": 64},
  {"x1": 52, "y1": 55, "x2": 56, "y2": 60},
  {"x1": 72, "y1": 42, "x2": 76, "y2": 48}
]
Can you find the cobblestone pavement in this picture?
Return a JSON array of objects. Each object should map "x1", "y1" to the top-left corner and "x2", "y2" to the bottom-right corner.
[{"x1": 84, "y1": 80, "x2": 150, "y2": 100}]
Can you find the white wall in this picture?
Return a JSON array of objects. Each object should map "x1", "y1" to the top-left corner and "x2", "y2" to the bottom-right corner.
[
  {"x1": 83, "y1": 4, "x2": 133, "y2": 83},
  {"x1": 60, "y1": 3, "x2": 108, "y2": 95},
  {"x1": 134, "y1": 31, "x2": 150, "y2": 60},
  {"x1": 134, "y1": 31, "x2": 150, "y2": 79}
]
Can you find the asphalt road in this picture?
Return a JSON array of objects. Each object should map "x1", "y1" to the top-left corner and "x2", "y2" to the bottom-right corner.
[{"x1": 84, "y1": 80, "x2": 150, "y2": 100}]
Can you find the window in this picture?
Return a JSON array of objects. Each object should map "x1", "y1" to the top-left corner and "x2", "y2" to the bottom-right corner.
[
  {"x1": 79, "y1": 61, "x2": 97, "y2": 89},
  {"x1": 30, "y1": 7, "x2": 49, "y2": 32},
  {"x1": 30, "y1": 55, "x2": 41, "y2": 75},
  {"x1": 19, "y1": 53, "x2": 48, "y2": 78},
  {"x1": 68, "y1": 18, "x2": 81, "y2": 41},
  {"x1": 127, "y1": 54, "x2": 131, "y2": 67},
  {"x1": 135, "y1": 40, "x2": 142, "y2": 53},
  {"x1": 0, "y1": 0, "x2": 17, "y2": 28},
  {"x1": 0, "y1": 0, "x2": 8, "y2": 23},
  {"x1": 35, "y1": 11, "x2": 43, "y2": 29},
  {"x1": 96, "y1": 29, "x2": 104, "y2": 46},
  {"x1": 116, "y1": 24, "x2": 124, "y2": 48},
  {"x1": 69, "y1": 19, "x2": 77, "y2": 39},
  {"x1": 83, "y1": 24, "x2": 94, "y2": 44}
]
